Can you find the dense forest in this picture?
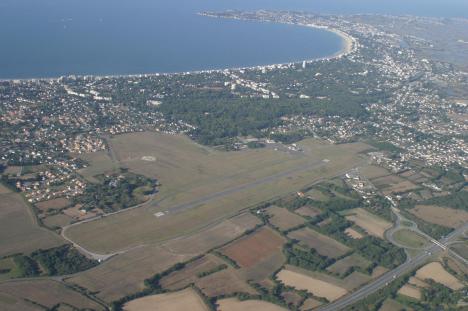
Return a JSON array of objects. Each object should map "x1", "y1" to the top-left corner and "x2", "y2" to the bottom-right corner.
[{"x1": 159, "y1": 96, "x2": 367, "y2": 145}]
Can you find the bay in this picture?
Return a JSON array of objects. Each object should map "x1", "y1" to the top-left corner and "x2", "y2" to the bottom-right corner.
[{"x1": 0, "y1": 0, "x2": 466, "y2": 79}]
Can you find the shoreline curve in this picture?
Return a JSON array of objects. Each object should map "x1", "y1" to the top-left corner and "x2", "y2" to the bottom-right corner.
[{"x1": 0, "y1": 13, "x2": 356, "y2": 82}]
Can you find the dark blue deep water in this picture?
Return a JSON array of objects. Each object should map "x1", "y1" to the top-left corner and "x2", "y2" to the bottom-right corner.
[{"x1": 1, "y1": 0, "x2": 467, "y2": 79}]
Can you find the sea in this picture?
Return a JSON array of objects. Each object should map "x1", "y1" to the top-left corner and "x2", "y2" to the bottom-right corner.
[{"x1": 1, "y1": 0, "x2": 467, "y2": 79}]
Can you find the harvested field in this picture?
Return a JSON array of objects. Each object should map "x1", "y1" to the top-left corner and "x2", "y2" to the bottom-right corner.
[
  {"x1": 294, "y1": 205, "x2": 321, "y2": 217},
  {"x1": 238, "y1": 250, "x2": 285, "y2": 281},
  {"x1": 300, "y1": 298, "x2": 323, "y2": 310},
  {"x1": 398, "y1": 284, "x2": 421, "y2": 300},
  {"x1": 305, "y1": 189, "x2": 329, "y2": 201},
  {"x1": 65, "y1": 133, "x2": 368, "y2": 253},
  {"x1": 379, "y1": 298, "x2": 409, "y2": 311},
  {"x1": 70, "y1": 213, "x2": 259, "y2": 302},
  {"x1": 410, "y1": 205, "x2": 468, "y2": 228},
  {"x1": 408, "y1": 277, "x2": 429, "y2": 288},
  {"x1": 371, "y1": 266, "x2": 388, "y2": 278},
  {"x1": 0, "y1": 192, "x2": 63, "y2": 257},
  {"x1": 359, "y1": 165, "x2": 390, "y2": 180},
  {"x1": 288, "y1": 227, "x2": 350, "y2": 258},
  {"x1": 67, "y1": 245, "x2": 193, "y2": 302},
  {"x1": 0, "y1": 184, "x2": 12, "y2": 194},
  {"x1": 266, "y1": 206, "x2": 306, "y2": 231},
  {"x1": 342, "y1": 272, "x2": 371, "y2": 290},
  {"x1": 163, "y1": 212, "x2": 261, "y2": 255},
  {"x1": 221, "y1": 227, "x2": 285, "y2": 268},
  {"x1": 0, "y1": 280, "x2": 104, "y2": 310},
  {"x1": 382, "y1": 180, "x2": 418, "y2": 195},
  {"x1": 443, "y1": 256, "x2": 467, "y2": 280},
  {"x1": 344, "y1": 208, "x2": 392, "y2": 239},
  {"x1": 197, "y1": 269, "x2": 256, "y2": 297},
  {"x1": 159, "y1": 254, "x2": 255, "y2": 297},
  {"x1": 35, "y1": 197, "x2": 70, "y2": 211},
  {"x1": 276, "y1": 267, "x2": 348, "y2": 301},
  {"x1": 327, "y1": 253, "x2": 371, "y2": 276},
  {"x1": 160, "y1": 255, "x2": 223, "y2": 290},
  {"x1": 281, "y1": 291, "x2": 303, "y2": 307},
  {"x1": 124, "y1": 288, "x2": 209, "y2": 311},
  {"x1": 372, "y1": 175, "x2": 406, "y2": 188},
  {"x1": 42, "y1": 213, "x2": 73, "y2": 228},
  {"x1": 217, "y1": 298, "x2": 287, "y2": 311},
  {"x1": 317, "y1": 217, "x2": 332, "y2": 227},
  {"x1": 415, "y1": 262, "x2": 464, "y2": 290},
  {"x1": 344, "y1": 227, "x2": 364, "y2": 239}
]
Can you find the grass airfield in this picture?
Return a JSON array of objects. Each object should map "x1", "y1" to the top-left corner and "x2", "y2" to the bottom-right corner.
[{"x1": 66, "y1": 132, "x2": 369, "y2": 253}]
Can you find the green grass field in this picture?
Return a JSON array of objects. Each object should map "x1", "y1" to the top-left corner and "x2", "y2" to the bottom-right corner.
[
  {"x1": 393, "y1": 229, "x2": 429, "y2": 249},
  {"x1": 0, "y1": 192, "x2": 64, "y2": 257}
]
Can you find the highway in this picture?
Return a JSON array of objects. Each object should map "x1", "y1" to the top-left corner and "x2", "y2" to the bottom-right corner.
[{"x1": 317, "y1": 222, "x2": 468, "y2": 311}]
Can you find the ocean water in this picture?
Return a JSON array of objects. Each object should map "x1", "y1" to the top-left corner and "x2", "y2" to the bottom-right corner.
[{"x1": 0, "y1": 0, "x2": 466, "y2": 79}]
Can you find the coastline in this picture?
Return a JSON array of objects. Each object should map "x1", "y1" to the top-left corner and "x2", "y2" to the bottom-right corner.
[{"x1": 0, "y1": 13, "x2": 356, "y2": 83}]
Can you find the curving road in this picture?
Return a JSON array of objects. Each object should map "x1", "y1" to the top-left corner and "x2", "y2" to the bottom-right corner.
[{"x1": 317, "y1": 222, "x2": 468, "y2": 311}]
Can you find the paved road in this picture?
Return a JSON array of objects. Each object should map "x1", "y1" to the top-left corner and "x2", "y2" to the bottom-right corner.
[{"x1": 317, "y1": 222, "x2": 468, "y2": 311}]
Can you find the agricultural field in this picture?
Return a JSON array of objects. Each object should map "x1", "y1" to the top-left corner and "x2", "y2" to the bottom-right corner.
[
  {"x1": 358, "y1": 165, "x2": 390, "y2": 180},
  {"x1": 276, "y1": 266, "x2": 348, "y2": 301},
  {"x1": 0, "y1": 257, "x2": 20, "y2": 281},
  {"x1": 196, "y1": 269, "x2": 257, "y2": 297},
  {"x1": 397, "y1": 284, "x2": 421, "y2": 300},
  {"x1": 0, "y1": 192, "x2": 64, "y2": 257},
  {"x1": 410, "y1": 205, "x2": 468, "y2": 228},
  {"x1": 0, "y1": 280, "x2": 104, "y2": 311},
  {"x1": 265, "y1": 206, "x2": 306, "y2": 231},
  {"x1": 42, "y1": 213, "x2": 73, "y2": 229},
  {"x1": 162, "y1": 212, "x2": 261, "y2": 254},
  {"x1": 35, "y1": 197, "x2": 70, "y2": 212},
  {"x1": 67, "y1": 245, "x2": 193, "y2": 302},
  {"x1": 343, "y1": 208, "x2": 392, "y2": 239},
  {"x1": 123, "y1": 288, "x2": 209, "y2": 311},
  {"x1": 294, "y1": 205, "x2": 322, "y2": 217},
  {"x1": 344, "y1": 227, "x2": 364, "y2": 239},
  {"x1": 392, "y1": 229, "x2": 429, "y2": 249},
  {"x1": 371, "y1": 174, "x2": 417, "y2": 193},
  {"x1": 415, "y1": 262, "x2": 464, "y2": 290},
  {"x1": 407, "y1": 276, "x2": 429, "y2": 288},
  {"x1": 0, "y1": 184, "x2": 11, "y2": 194},
  {"x1": 300, "y1": 298, "x2": 323, "y2": 310},
  {"x1": 305, "y1": 188, "x2": 330, "y2": 201},
  {"x1": 288, "y1": 227, "x2": 350, "y2": 258},
  {"x1": 450, "y1": 243, "x2": 468, "y2": 259},
  {"x1": 221, "y1": 227, "x2": 285, "y2": 268},
  {"x1": 342, "y1": 271, "x2": 372, "y2": 290},
  {"x1": 159, "y1": 255, "x2": 256, "y2": 298},
  {"x1": 65, "y1": 133, "x2": 368, "y2": 253},
  {"x1": 68, "y1": 212, "x2": 259, "y2": 302},
  {"x1": 217, "y1": 298, "x2": 287, "y2": 311},
  {"x1": 238, "y1": 250, "x2": 285, "y2": 282},
  {"x1": 326, "y1": 253, "x2": 371, "y2": 276}
]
